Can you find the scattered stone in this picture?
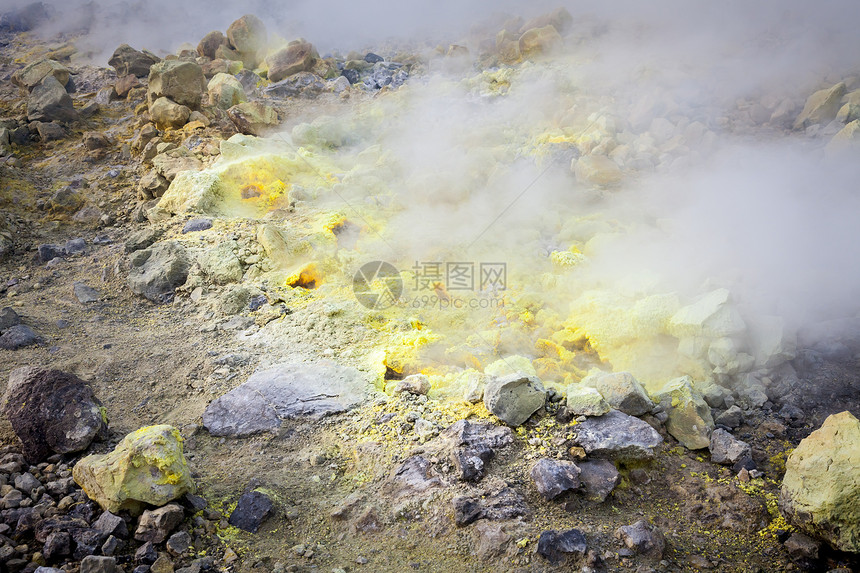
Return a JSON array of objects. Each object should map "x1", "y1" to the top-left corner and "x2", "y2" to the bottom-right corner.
[
  {"x1": 127, "y1": 241, "x2": 191, "y2": 303},
  {"x1": 2, "y1": 367, "x2": 106, "y2": 461},
  {"x1": 150, "y1": 554, "x2": 174, "y2": 573},
  {"x1": 531, "y1": 459, "x2": 581, "y2": 500},
  {"x1": 12, "y1": 59, "x2": 70, "y2": 91},
  {"x1": 453, "y1": 486, "x2": 529, "y2": 527},
  {"x1": 227, "y1": 101, "x2": 279, "y2": 135},
  {"x1": 794, "y1": 82, "x2": 847, "y2": 130},
  {"x1": 149, "y1": 97, "x2": 191, "y2": 130},
  {"x1": 779, "y1": 411, "x2": 860, "y2": 552},
  {"x1": 125, "y1": 227, "x2": 164, "y2": 253},
  {"x1": 197, "y1": 31, "x2": 228, "y2": 60},
  {"x1": 394, "y1": 374, "x2": 430, "y2": 395},
  {"x1": 228, "y1": 491, "x2": 273, "y2": 533},
  {"x1": 148, "y1": 61, "x2": 206, "y2": 109},
  {"x1": 578, "y1": 459, "x2": 620, "y2": 502},
  {"x1": 581, "y1": 371, "x2": 653, "y2": 416},
  {"x1": 14, "y1": 471, "x2": 40, "y2": 492},
  {"x1": 198, "y1": 241, "x2": 243, "y2": 284},
  {"x1": 226, "y1": 14, "x2": 268, "y2": 68},
  {"x1": 651, "y1": 376, "x2": 714, "y2": 450},
  {"x1": 134, "y1": 503, "x2": 184, "y2": 543},
  {"x1": 266, "y1": 42, "x2": 319, "y2": 82},
  {"x1": 166, "y1": 530, "x2": 191, "y2": 556},
  {"x1": 134, "y1": 541, "x2": 157, "y2": 564},
  {"x1": 42, "y1": 531, "x2": 71, "y2": 560},
  {"x1": 93, "y1": 511, "x2": 128, "y2": 539},
  {"x1": 138, "y1": 171, "x2": 170, "y2": 200},
  {"x1": 426, "y1": 420, "x2": 513, "y2": 482},
  {"x1": 709, "y1": 428, "x2": 752, "y2": 465},
  {"x1": 114, "y1": 74, "x2": 140, "y2": 98},
  {"x1": 574, "y1": 410, "x2": 663, "y2": 460},
  {"x1": 564, "y1": 384, "x2": 610, "y2": 417},
  {"x1": 73, "y1": 425, "x2": 194, "y2": 515},
  {"x1": 483, "y1": 373, "x2": 546, "y2": 426},
  {"x1": 0, "y1": 307, "x2": 21, "y2": 331},
  {"x1": 783, "y1": 532, "x2": 820, "y2": 562},
  {"x1": 536, "y1": 529, "x2": 587, "y2": 565},
  {"x1": 207, "y1": 73, "x2": 246, "y2": 110},
  {"x1": 615, "y1": 520, "x2": 665, "y2": 560},
  {"x1": 109, "y1": 44, "x2": 159, "y2": 77},
  {"x1": 28, "y1": 76, "x2": 77, "y2": 123},
  {"x1": 182, "y1": 218, "x2": 212, "y2": 233},
  {"x1": 0, "y1": 324, "x2": 42, "y2": 350},
  {"x1": 204, "y1": 362, "x2": 367, "y2": 436},
  {"x1": 702, "y1": 384, "x2": 730, "y2": 409},
  {"x1": 715, "y1": 405, "x2": 743, "y2": 429},
  {"x1": 73, "y1": 282, "x2": 101, "y2": 303},
  {"x1": 80, "y1": 555, "x2": 117, "y2": 573}
]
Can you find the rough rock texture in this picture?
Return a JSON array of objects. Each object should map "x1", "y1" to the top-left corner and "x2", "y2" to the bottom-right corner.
[
  {"x1": 483, "y1": 373, "x2": 546, "y2": 426},
  {"x1": 651, "y1": 376, "x2": 714, "y2": 450},
  {"x1": 73, "y1": 425, "x2": 195, "y2": 515},
  {"x1": 197, "y1": 31, "x2": 228, "y2": 59},
  {"x1": 709, "y1": 428, "x2": 752, "y2": 465},
  {"x1": 453, "y1": 486, "x2": 529, "y2": 526},
  {"x1": 519, "y1": 25, "x2": 563, "y2": 59},
  {"x1": 28, "y1": 76, "x2": 77, "y2": 123},
  {"x1": 536, "y1": 529, "x2": 587, "y2": 565},
  {"x1": 203, "y1": 362, "x2": 368, "y2": 436},
  {"x1": 226, "y1": 14, "x2": 267, "y2": 69},
  {"x1": 266, "y1": 42, "x2": 319, "y2": 83},
  {"x1": 227, "y1": 101, "x2": 278, "y2": 135},
  {"x1": 134, "y1": 503, "x2": 184, "y2": 543},
  {"x1": 564, "y1": 384, "x2": 610, "y2": 417},
  {"x1": 616, "y1": 520, "x2": 666, "y2": 560},
  {"x1": 531, "y1": 459, "x2": 581, "y2": 500},
  {"x1": 149, "y1": 97, "x2": 191, "y2": 130},
  {"x1": 2, "y1": 367, "x2": 108, "y2": 462},
  {"x1": 580, "y1": 371, "x2": 653, "y2": 416},
  {"x1": 668, "y1": 288, "x2": 746, "y2": 338},
  {"x1": 574, "y1": 410, "x2": 663, "y2": 460},
  {"x1": 779, "y1": 411, "x2": 860, "y2": 552},
  {"x1": 12, "y1": 59, "x2": 70, "y2": 91},
  {"x1": 147, "y1": 60, "x2": 206, "y2": 109},
  {"x1": 794, "y1": 82, "x2": 847, "y2": 130},
  {"x1": 207, "y1": 73, "x2": 246, "y2": 110},
  {"x1": 578, "y1": 459, "x2": 620, "y2": 502},
  {"x1": 109, "y1": 44, "x2": 159, "y2": 77},
  {"x1": 426, "y1": 420, "x2": 513, "y2": 482},
  {"x1": 0, "y1": 324, "x2": 42, "y2": 349},
  {"x1": 228, "y1": 491, "x2": 273, "y2": 533},
  {"x1": 127, "y1": 241, "x2": 191, "y2": 303}
]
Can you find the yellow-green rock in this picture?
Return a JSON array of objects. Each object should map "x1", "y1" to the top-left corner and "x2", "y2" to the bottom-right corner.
[
  {"x1": 72, "y1": 425, "x2": 194, "y2": 515},
  {"x1": 780, "y1": 411, "x2": 860, "y2": 552},
  {"x1": 650, "y1": 376, "x2": 713, "y2": 450}
]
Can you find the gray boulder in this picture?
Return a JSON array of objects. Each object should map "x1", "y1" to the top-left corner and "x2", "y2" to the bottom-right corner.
[
  {"x1": 203, "y1": 362, "x2": 368, "y2": 436},
  {"x1": 108, "y1": 44, "x2": 159, "y2": 77},
  {"x1": 0, "y1": 324, "x2": 41, "y2": 350},
  {"x1": 578, "y1": 459, "x2": 620, "y2": 502},
  {"x1": 2, "y1": 367, "x2": 108, "y2": 462},
  {"x1": 794, "y1": 82, "x2": 846, "y2": 130},
  {"x1": 709, "y1": 428, "x2": 752, "y2": 465},
  {"x1": 148, "y1": 60, "x2": 206, "y2": 109},
  {"x1": 28, "y1": 76, "x2": 77, "y2": 123},
  {"x1": 127, "y1": 241, "x2": 190, "y2": 303},
  {"x1": 580, "y1": 371, "x2": 652, "y2": 416},
  {"x1": 574, "y1": 410, "x2": 663, "y2": 460},
  {"x1": 483, "y1": 373, "x2": 546, "y2": 426},
  {"x1": 615, "y1": 520, "x2": 665, "y2": 560},
  {"x1": 531, "y1": 458, "x2": 580, "y2": 500}
]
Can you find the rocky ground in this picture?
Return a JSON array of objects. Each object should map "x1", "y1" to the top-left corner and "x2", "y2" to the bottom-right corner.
[{"x1": 1, "y1": 4, "x2": 860, "y2": 573}]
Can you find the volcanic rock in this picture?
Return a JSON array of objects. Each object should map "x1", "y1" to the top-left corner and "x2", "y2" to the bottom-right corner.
[
  {"x1": 536, "y1": 528, "x2": 587, "y2": 564},
  {"x1": 73, "y1": 425, "x2": 194, "y2": 515},
  {"x1": 134, "y1": 503, "x2": 184, "y2": 543},
  {"x1": 794, "y1": 82, "x2": 847, "y2": 130},
  {"x1": 12, "y1": 59, "x2": 70, "y2": 91},
  {"x1": 574, "y1": 410, "x2": 663, "y2": 460},
  {"x1": 266, "y1": 41, "x2": 319, "y2": 82},
  {"x1": 148, "y1": 60, "x2": 206, "y2": 109},
  {"x1": 651, "y1": 376, "x2": 714, "y2": 450},
  {"x1": 580, "y1": 371, "x2": 653, "y2": 415},
  {"x1": 2, "y1": 367, "x2": 107, "y2": 461},
  {"x1": 149, "y1": 97, "x2": 190, "y2": 130},
  {"x1": 28, "y1": 76, "x2": 77, "y2": 123},
  {"x1": 197, "y1": 31, "x2": 228, "y2": 60},
  {"x1": 0, "y1": 324, "x2": 42, "y2": 350},
  {"x1": 578, "y1": 459, "x2": 620, "y2": 502},
  {"x1": 127, "y1": 240, "x2": 191, "y2": 303},
  {"x1": 203, "y1": 362, "x2": 367, "y2": 436},
  {"x1": 483, "y1": 373, "x2": 546, "y2": 426},
  {"x1": 531, "y1": 458, "x2": 581, "y2": 500},
  {"x1": 109, "y1": 44, "x2": 159, "y2": 77},
  {"x1": 227, "y1": 101, "x2": 278, "y2": 135},
  {"x1": 228, "y1": 491, "x2": 273, "y2": 533},
  {"x1": 615, "y1": 520, "x2": 665, "y2": 559},
  {"x1": 80, "y1": 556, "x2": 117, "y2": 573},
  {"x1": 452, "y1": 486, "x2": 529, "y2": 527},
  {"x1": 519, "y1": 25, "x2": 563, "y2": 59},
  {"x1": 779, "y1": 411, "x2": 860, "y2": 552},
  {"x1": 564, "y1": 384, "x2": 610, "y2": 416},
  {"x1": 574, "y1": 154, "x2": 622, "y2": 186},
  {"x1": 226, "y1": 14, "x2": 267, "y2": 69},
  {"x1": 207, "y1": 73, "x2": 246, "y2": 109}
]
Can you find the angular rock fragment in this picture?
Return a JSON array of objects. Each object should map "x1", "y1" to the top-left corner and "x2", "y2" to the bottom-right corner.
[
  {"x1": 134, "y1": 503, "x2": 184, "y2": 543},
  {"x1": 574, "y1": 410, "x2": 663, "y2": 460},
  {"x1": 483, "y1": 373, "x2": 546, "y2": 426},
  {"x1": 109, "y1": 44, "x2": 159, "y2": 77},
  {"x1": 531, "y1": 458, "x2": 581, "y2": 500},
  {"x1": 536, "y1": 528, "x2": 587, "y2": 564},
  {"x1": 453, "y1": 486, "x2": 529, "y2": 527},
  {"x1": 580, "y1": 371, "x2": 653, "y2": 416},
  {"x1": 651, "y1": 376, "x2": 714, "y2": 450},
  {"x1": 228, "y1": 491, "x2": 274, "y2": 533},
  {"x1": 127, "y1": 241, "x2": 190, "y2": 303},
  {"x1": 578, "y1": 459, "x2": 620, "y2": 502},
  {"x1": 615, "y1": 520, "x2": 665, "y2": 560}
]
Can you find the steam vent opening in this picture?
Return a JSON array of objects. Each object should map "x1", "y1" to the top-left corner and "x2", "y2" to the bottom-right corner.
[{"x1": 4, "y1": 3, "x2": 860, "y2": 572}]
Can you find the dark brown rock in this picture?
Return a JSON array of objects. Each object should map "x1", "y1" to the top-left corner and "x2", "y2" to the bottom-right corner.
[
  {"x1": 197, "y1": 31, "x2": 228, "y2": 60},
  {"x1": 265, "y1": 42, "x2": 319, "y2": 83},
  {"x1": 108, "y1": 44, "x2": 159, "y2": 78}
]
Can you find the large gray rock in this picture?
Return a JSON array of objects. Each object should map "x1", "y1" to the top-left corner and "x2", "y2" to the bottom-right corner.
[
  {"x1": 578, "y1": 459, "x2": 620, "y2": 502},
  {"x1": 651, "y1": 376, "x2": 714, "y2": 450},
  {"x1": 483, "y1": 373, "x2": 546, "y2": 426},
  {"x1": 28, "y1": 75, "x2": 77, "y2": 123},
  {"x1": 226, "y1": 14, "x2": 267, "y2": 69},
  {"x1": 149, "y1": 97, "x2": 190, "y2": 130},
  {"x1": 615, "y1": 520, "x2": 665, "y2": 560},
  {"x1": 203, "y1": 362, "x2": 368, "y2": 436},
  {"x1": 265, "y1": 41, "x2": 319, "y2": 82},
  {"x1": 127, "y1": 241, "x2": 190, "y2": 303},
  {"x1": 709, "y1": 428, "x2": 751, "y2": 465},
  {"x1": 531, "y1": 459, "x2": 580, "y2": 500},
  {"x1": 148, "y1": 60, "x2": 206, "y2": 109},
  {"x1": 580, "y1": 371, "x2": 652, "y2": 416},
  {"x1": 2, "y1": 367, "x2": 107, "y2": 462},
  {"x1": 0, "y1": 324, "x2": 41, "y2": 350},
  {"x1": 108, "y1": 44, "x2": 159, "y2": 77},
  {"x1": 574, "y1": 410, "x2": 663, "y2": 460},
  {"x1": 564, "y1": 384, "x2": 610, "y2": 417},
  {"x1": 12, "y1": 59, "x2": 70, "y2": 91}
]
